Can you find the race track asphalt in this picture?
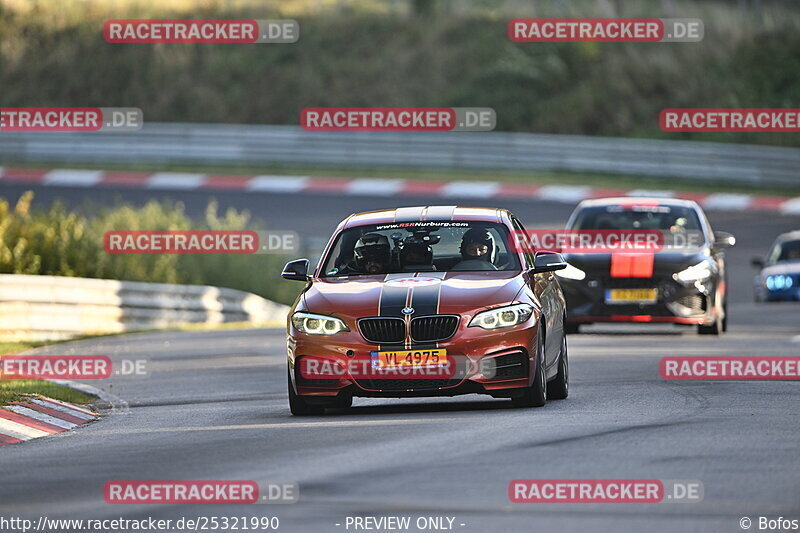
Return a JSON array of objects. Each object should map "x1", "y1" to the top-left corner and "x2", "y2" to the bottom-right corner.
[{"x1": 0, "y1": 184, "x2": 798, "y2": 533}]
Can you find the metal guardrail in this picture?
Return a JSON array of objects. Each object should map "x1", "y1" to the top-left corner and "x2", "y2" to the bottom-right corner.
[
  {"x1": 2, "y1": 123, "x2": 799, "y2": 187},
  {"x1": 0, "y1": 274, "x2": 289, "y2": 341}
]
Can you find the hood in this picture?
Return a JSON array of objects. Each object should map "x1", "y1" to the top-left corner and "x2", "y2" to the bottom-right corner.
[
  {"x1": 760, "y1": 260, "x2": 800, "y2": 277},
  {"x1": 563, "y1": 250, "x2": 710, "y2": 278},
  {"x1": 302, "y1": 271, "x2": 525, "y2": 319}
]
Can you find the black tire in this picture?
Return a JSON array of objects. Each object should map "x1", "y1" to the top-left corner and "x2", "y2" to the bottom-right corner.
[
  {"x1": 288, "y1": 369, "x2": 325, "y2": 416},
  {"x1": 512, "y1": 328, "x2": 547, "y2": 408},
  {"x1": 332, "y1": 393, "x2": 353, "y2": 409},
  {"x1": 547, "y1": 332, "x2": 569, "y2": 400},
  {"x1": 564, "y1": 322, "x2": 580, "y2": 334},
  {"x1": 722, "y1": 296, "x2": 728, "y2": 332}
]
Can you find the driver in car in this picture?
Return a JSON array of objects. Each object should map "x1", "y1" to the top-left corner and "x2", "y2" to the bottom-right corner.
[
  {"x1": 353, "y1": 233, "x2": 393, "y2": 274},
  {"x1": 453, "y1": 228, "x2": 497, "y2": 270}
]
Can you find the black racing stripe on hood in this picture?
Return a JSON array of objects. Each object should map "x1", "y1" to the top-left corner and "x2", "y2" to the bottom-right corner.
[
  {"x1": 377, "y1": 277, "x2": 409, "y2": 351},
  {"x1": 379, "y1": 285, "x2": 409, "y2": 318},
  {"x1": 410, "y1": 280, "x2": 441, "y2": 317},
  {"x1": 409, "y1": 274, "x2": 445, "y2": 349}
]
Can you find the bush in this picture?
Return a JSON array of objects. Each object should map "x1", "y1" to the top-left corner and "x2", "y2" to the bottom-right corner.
[{"x1": 0, "y1": 192, "x2": 300, "y2": 305}]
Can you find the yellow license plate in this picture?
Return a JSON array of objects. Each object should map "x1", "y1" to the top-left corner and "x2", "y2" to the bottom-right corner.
[
  {"x1": 374, "y1": 349, "x2": 448, "y2": 368},
  {"x1": 606, "y1": 288, "x2": 658, "y2": 303}
]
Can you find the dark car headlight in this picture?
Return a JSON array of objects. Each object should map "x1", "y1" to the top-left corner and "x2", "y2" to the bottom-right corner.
[
  {"x1": 766, "y1": 275, "x2": 794, "y2": 291},
  {"x1": 291, "y1": 312, "x2": 349, "y2": 335},
  {"x1": 469, "y1": 303, "x2": 534, "y2": 330},
  {"x1": 673, "y1": 260, "x2": 713, "y2": 285}
]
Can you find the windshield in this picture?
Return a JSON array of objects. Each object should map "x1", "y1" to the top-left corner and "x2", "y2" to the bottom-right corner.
[
  {"x1": 768, "y1": 239, "x2": 800, "y2": 263},
  {"x1": 571, "y1": 204, "x2": 702, "y2": 233},
  {"x1": 320, "y1": 221, "x2": 520, "y2": 276}
]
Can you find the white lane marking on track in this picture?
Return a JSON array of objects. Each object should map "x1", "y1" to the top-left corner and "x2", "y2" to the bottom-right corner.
[
  {"x1": 701, "y1": 193, "x2": 752, "y2": 211},
  {"x1": 780, "y1": 198, "x2": 800, "y2": 215},
  {"x1": 0, "y1": 429, "x2": 32, "y2": 441},
  {"x1": 440, "y1": 181, "x2": 501, "y2": 198},
  {"x1": 346, "y1": 178, "x2": 404, "y2": 196},
  {"x1": 246, "y1": 175, "x2": 309, "y2": 192},
  {"x1": 146, "y1": 172, "x2": 206, "y2": 189},
  {"x1": 43, "y1": 169, "x2": 103, "y2": 187},
  {"x1": 0, "y1": 417, "x2": 50, "y2": 439},
  {"x1": 537, "y1": 185, "x2": 592, "y2": 203},
  {"x1": 3, "y1": 406, "x2": 78, "y2": 430},
  {"x1": 29, "y1": 399, "x2": 95, "y2": 420}
]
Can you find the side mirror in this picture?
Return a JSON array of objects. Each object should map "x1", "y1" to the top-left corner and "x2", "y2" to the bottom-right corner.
[
  {"x1": 714, "y1": 231, "x2": 736, "y2": 249},
  {"x1": 281, "y1": 258, "x2": 310, "y2": 281},
  {"x1": 751, "y1": 256, "x2": 765, "y2": 269},
  {"x1": 532, "y1": 252, "x2": 567, "y2": 273}
]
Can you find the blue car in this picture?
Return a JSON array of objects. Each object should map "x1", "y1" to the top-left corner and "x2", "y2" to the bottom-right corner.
[{"x1": 752, "y1": 231, "x2": 800, "y2": 302}]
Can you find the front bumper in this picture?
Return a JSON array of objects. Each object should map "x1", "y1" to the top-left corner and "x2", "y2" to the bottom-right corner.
[
  {"x1": 287, "y1": 317, "x2": 539, "y2": 398},
  {"x1": 560, "y1": 275, "x2": 717, "y2": 325},
  {"x1": 763, "y1": 288, "x2": 800, "y2": 302}
]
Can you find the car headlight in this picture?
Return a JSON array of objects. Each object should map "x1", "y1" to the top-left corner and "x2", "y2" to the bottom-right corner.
[
  {"x1": 291, "y1": 312, "x2": 349, "y2": 335},
  {"x1": 674, "y1": 260, "x2": 713, "y2": 284},
  {"x1": 554, "y1": 263, "x2": 586, "y2": 280},
  {"x1": 469, "y1": 303, "x2": 534, "y2": 330},
  {"x1": 766, "y1": 275, "x2": 794, "y2": 290}
]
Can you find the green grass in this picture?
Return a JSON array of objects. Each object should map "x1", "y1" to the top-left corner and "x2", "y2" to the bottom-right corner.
[
  {"x1": 0, "y1": 380, "x2": 96, "y2": 405},
  {"x1": 0, "y1": 341, "x2": 96, "y2": 405}
]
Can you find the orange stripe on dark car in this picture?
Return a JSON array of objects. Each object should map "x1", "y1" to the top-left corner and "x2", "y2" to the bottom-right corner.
[
  {"x1": 630, "y1": 254, "x2": 654, "y2": 277},
  {"x1": 610, "y1": 254, "x2": 655, "y2": 278}
]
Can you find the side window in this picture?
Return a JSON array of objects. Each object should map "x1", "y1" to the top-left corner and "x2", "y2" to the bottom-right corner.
[{"x1": 510, "y1": 216, "x2": 534, "y2": 268}]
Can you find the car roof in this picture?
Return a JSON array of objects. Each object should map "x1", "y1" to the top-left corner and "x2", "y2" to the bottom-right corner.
[
  {"x1": 776, "y1": 230, "x2": 800, "y2": 242},
  {"x1": 340, "y1": 206, "x2": 508, "y2": 230},
  {"x1": 574, "y1": 197, "x2": 701, "y2": 209}
]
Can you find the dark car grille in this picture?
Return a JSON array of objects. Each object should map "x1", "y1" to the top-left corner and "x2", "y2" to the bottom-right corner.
[
  {"x1": 358, "y1": 315, "x2": 459, "y2": 344},
  {"x1": 358, "y1": 318, "x2": 405, "y2": 344},
  {"x1": 411, "y1": 315, "x2": 459, "y2": 342}
]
